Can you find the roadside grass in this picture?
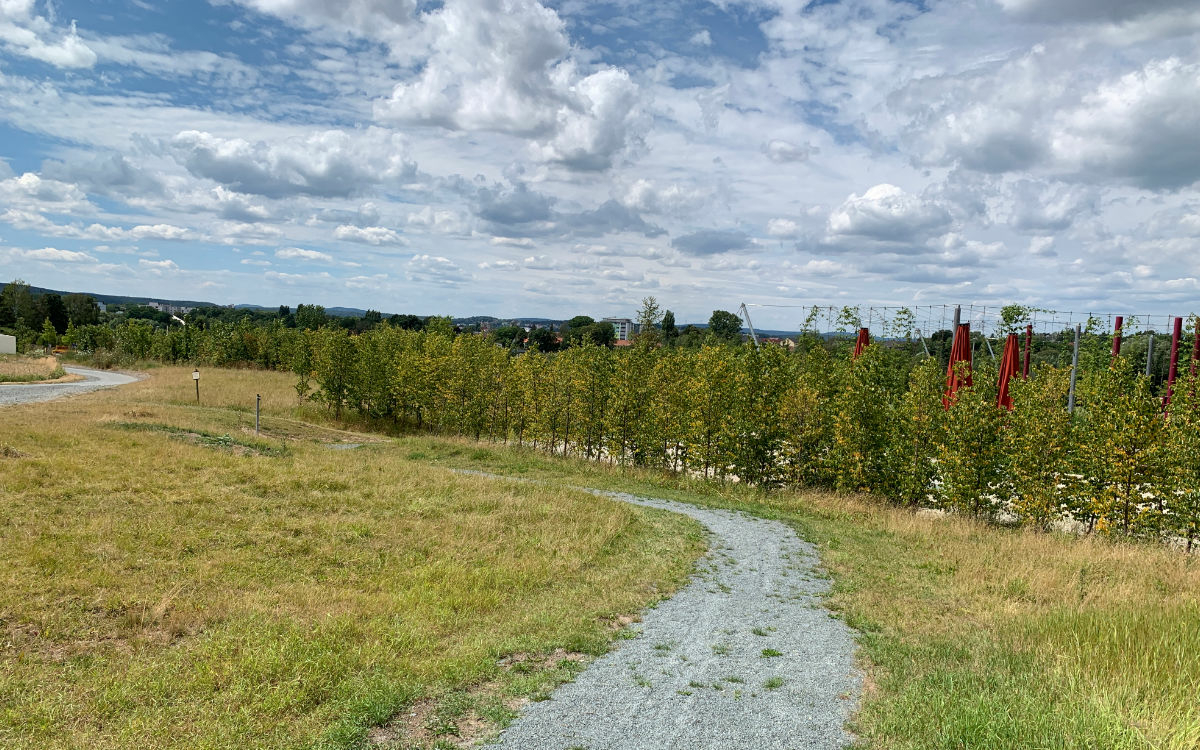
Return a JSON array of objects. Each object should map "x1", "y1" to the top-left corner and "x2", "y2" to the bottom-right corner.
[
  {"x1": 0, "y1": 367, "x2": 706, "y2": 750},
  {"x1": 0, "y1": 354, "x2": 75, "y2": 383},
  {"x1": 396, "y1": 436, "x2": 1200, "y2": 750}
]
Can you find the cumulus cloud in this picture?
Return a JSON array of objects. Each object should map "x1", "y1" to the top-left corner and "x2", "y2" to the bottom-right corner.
[
  {"x1": 996, "y1": 0, "x2": 1196, "y2": 23},
  {"x1": 1051, "y1": 58, "x2": 1200, "y2": 190},
  {"x1": 333, "y1": 225, "x2": 406, "y2": 245},
  {"x1": 826, "y1": 184, "x2": 952, "y2": 242},
  {"x1": 1006, "y1": 180, "x2": 1096, "y2": 232},
  {"x1": 375, "y1": 0, "x2": 645, "y2": 170},
  {"x1": 18, "y1": 246, "x2": 96, "y2": 263},
  {"x1": 168, "y1": 128, "x2": 415, "y2": 198},
  {"x1": 0, "y1": 0, "x2": 96, "y2": 68},
  {"x1": 276, "y1": 247, "x2": 334, "y2": 262},
  {"x1": 762, "y1": 139, "x2": 813, "y2": 164},
  {"x1": 767, "y1": 218, "x2": 801, "y2": 238},
  {"x1": 0, "y1": 173, "x2": 91, "y2": 211},
  {"x1": 139, "y1": 258, "x2": 179, "y2": 272},
  {"x1": 619, "y1": 179, "x2": 709, "y2": 216},
  {"x1": 406, "y1": 253, "x2": 468, "y2": 285},
  {"x1": 672, "y1": 229, "x2": 752, "y2": 256}
]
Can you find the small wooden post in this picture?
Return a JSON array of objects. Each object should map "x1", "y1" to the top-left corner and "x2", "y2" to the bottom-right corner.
[
  {"x1": 256, "y1": 394, "x2": 261, "y2": 434},
  {"x1": 193, "y1": 368, "x2": 200, "y2": 404}
]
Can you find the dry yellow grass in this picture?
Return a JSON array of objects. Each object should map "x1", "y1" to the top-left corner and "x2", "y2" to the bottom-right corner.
[
  {"x1": 0, "y1": 354, "x2": 78, "y2": 383},
  {"x1": 0, "y1": 367, "x2": 705, "y2": 750}
]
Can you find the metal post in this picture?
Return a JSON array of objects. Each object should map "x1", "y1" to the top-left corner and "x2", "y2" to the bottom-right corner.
[
  {"x1": 1067, "y1": 324, "x2": 1081, "y2": 414},
  {"x1": 984, "y1": 334, "x2": 995, "y2": 360},
  {"x1": 256, "y1": 394, "x2": 261, "y2": 434},
  {"x1": 1111, "y1": 315, "x2": 1123, "y2": 361},
  {"x1": 1023, "y1": 324, "x2": 1032, "y2": 379},
  {"x1": 1146, "y1": 334, "x2": 1155, "y2": 377},
  {"x1": 917, "y1": 328, "x2": 931, "y2": 358},
  {"x1": 193, "y1": 368, "x2": 200, "y2": 404},
  {"x1": 1192, "y1": 320, "x2": 1200, "y2": 378},
  {"x1": 952, "y1": 305, "x2": 961, "y2": 332},
  {"x1": 1164, "y1": 317, "x2": 1183, "y2": 407}
]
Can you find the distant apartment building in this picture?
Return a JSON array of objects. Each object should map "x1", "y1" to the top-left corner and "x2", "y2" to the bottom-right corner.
[
  {"x1": 603, "y1": 317, "x2": 634, "y2": 341},
  {"x1": 148, "y1": 302, "x2": 194, "y2": 316}
]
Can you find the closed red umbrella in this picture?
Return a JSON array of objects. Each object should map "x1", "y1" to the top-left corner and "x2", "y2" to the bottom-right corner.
[
  {"x1": 943, "y1": 323, "x2": 973, "y2": 409},
  {"x1": 853, "y1": 327, "x2": 870, "y2": 359},
  {"x1": 996, "y1": 333, "x2": 1020, "y2": 410}
]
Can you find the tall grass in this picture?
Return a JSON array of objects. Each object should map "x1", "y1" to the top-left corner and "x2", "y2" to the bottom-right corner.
[{"x1": 0, "y1": 368, "x2": 704, "y2": 749}]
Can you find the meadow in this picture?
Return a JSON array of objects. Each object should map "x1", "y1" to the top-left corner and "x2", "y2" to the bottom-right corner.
[
  {"x1": 3, "y1": 365, "x2": 1198, "y2": 749},
  {"x1": 0, "y1": 367, "x2": 704, "y2": 749}
]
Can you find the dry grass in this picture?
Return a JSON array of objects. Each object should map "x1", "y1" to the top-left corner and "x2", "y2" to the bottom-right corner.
[
  {"x1": 0, "y1": 354, "x2": 79, "y2": 383},
  {"x1": 0, "y1": 367, "x2": 705, "y2": 750}
]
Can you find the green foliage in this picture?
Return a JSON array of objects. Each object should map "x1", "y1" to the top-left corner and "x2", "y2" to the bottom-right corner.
[
  {"x1": 66, "y1": 308, "x2": 1200, "y2": 543},
  {"x1": 706, "y1": 310, "x2": 742, "y2": 343}
]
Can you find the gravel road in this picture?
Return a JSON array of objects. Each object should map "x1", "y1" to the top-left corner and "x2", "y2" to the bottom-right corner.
[
  {"x1": 0, "y1": 366, "x2": 140, "y2": 407},
  {"x1": 478, "y1": 477, "x2": 862, "y2": 750}
]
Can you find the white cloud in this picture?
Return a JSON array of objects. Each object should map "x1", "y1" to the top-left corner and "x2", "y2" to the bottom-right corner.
[
  {"x1": 619, "y1": 179, "x2": 709, "y2": 216},
  {"x1": 375, "y1": 0, "x2": 645, "y2": 171},
  {"x1": 138, "y1": 258, "x2": 179, "y2": 272},
  {"x1": 689, "y1": 29, "x2": 712, "y2": 46},
  {"x1": 17, "y1": 246, "x2": 96, "y2": 262},
  {"x1": 0, "y1": 0, "x2": 96, "y2": 68},
  {"x1": 826, "y1": 184, "x2": 952, "y2": 242},
  {"x1": 276, "y1": 247, "x2": 334, "y2": 262},
  {"x1": 333, "y1": 224, "x2": 406, "y2": 245},
  {"x1": 762, "y1": 139, "x2": 813, "y2": 164},
  {"x1": 490, "y1": 236, "x2": 534, "y2": 247},
  {"x1": 767, "y1": 218, "x2": 801, "y2": 238},
  {"x1": 169, "y1": 127, "x2": 415, "y2": 198},
  {"x1": 406, "y1": 253, "x2": 468, "y2": 285}
]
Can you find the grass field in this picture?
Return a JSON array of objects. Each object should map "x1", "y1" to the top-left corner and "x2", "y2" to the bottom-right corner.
[
  {"x1": 5, "y1": 365, "x2": 1199, "y2": 749},
  {"x1": 0, "y1": 354, "x2": 74, "y2": 383},
  {"x1": 0, "y1": 367, "x2": 705, "y2": 749}
]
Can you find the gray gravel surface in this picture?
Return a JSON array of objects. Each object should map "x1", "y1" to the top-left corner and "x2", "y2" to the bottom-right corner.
[
  {"x1": 480, "y1": 477, "x2": 862, "y2": 750},
  {"x1": 0, "y1": 366, "x2": 140, "y2": 407}
]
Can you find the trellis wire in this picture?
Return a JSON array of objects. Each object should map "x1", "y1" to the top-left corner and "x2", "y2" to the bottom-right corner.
[{"x1": 744, "y1": 303, "x2": 1194, "y2": 340}]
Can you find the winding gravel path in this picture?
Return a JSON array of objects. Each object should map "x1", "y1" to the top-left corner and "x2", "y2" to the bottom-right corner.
[
  {"x1": 0, "y1": 366, "x2": 140, "y2": 407},
  {"x1": 468, "y1": 473, "x2": 862, "y2": 750}
]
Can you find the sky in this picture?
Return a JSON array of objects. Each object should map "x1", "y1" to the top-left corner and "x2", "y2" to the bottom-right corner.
[{"x1": 1, "y1": 0, "x2": 1198, "y2": 328}]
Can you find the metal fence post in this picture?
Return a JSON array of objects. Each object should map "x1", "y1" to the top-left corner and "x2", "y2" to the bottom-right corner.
[{"x1": 1067, "y1": 324, "x2": 1081, "y2": 414}]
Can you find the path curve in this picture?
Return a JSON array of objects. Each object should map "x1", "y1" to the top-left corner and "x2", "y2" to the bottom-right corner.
[
  {"x1": 0, "y1": 366, "x2": 141, "y2": 407},
  {"x1": 467, "y1": 473, "x2": 862, "y2": 750}
]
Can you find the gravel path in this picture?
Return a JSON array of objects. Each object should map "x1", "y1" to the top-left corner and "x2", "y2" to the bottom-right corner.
[
  {"x1": 470, "y1": 474, "x2": 862, "y2": 750},
  {"x1": 0, "y1": 366, "x2": 140, "y2": 407}
]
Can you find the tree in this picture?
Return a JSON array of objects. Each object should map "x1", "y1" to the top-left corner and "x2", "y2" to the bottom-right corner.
[
  {"x1": 491, "y1": 325, "x2": 525, "y2": 348},
  {"x1": 563, "y1": 316, "x2": 596, "y2": 345},
  {"x1": 0, "y1": 279, "x2": 36, "y2": 327},
  {"x1": 390, "y1": 313, "x2": 425, "y2": 330},
  {"x1": 662, "y1": 310, "x2": 677, "y2": 344},
  {"x1": 707, "y1": 310, "x2": 742, "y2": 343},
  {"x1": 64, "y1": 294, "x2": 101, "y2": 327},
  {"x1": 38, "y1": 293, "x2": 69, "y2": 335},
  {"x1": 295, "y1": 304, "x2": 327, "y2": 330},
  {"x1": 634, "y1": 297, "x2": 663, "y2": 348},
  {"x1": 38, "y1": 318, "x2": 58, "y2": 350},
  {"x1": 526, "y1": 327, "x2": 560, "y2": 352},
  {"x1": 579, "y1": 322, "x2": 615, "y2": 347}
]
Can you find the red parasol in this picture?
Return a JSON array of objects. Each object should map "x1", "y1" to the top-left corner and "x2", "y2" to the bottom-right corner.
[
  {"x1": 943, "y1": 323, "x2": 973, "y2": 409},
  {"x1": 996, "y1": 333, "x2": 1020, "y2": 410},
  {"x1": 853, "y1": 327, "x2": 870, "y2": 359}
]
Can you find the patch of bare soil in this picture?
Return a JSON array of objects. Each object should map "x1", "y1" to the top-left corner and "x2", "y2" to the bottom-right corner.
[
  {"x1": 0, "y1": 445, "x2": 28, "y2": 458},
  {"x1": 367, "y1": 649, "x2": 591, "y2": 749}
]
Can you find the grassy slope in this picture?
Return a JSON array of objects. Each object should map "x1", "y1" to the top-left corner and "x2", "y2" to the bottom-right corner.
[{"x1": 0, "y1": 368, "x2": 705, "y2": 749}]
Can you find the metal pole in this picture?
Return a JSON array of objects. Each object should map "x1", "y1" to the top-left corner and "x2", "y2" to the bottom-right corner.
[
  {"x1": 1022, "y1": 323, "x2": 1032, "y2": 379},
  {"x1": 1146, "y1": 334, "x2": 1155, "y2": 377},
  {"x1": 1111, "y1": 315, "x2": 1123, "y2": 361},
  {"x1": 1164, "y1": 317, "x2": 1183, "y2": 407},
  {"x1": 1192, "y1": 320, "x2": 1199, "y2": 378},
  {"x1": 738, "y1": 302, "x2": 760, "y2": 349},
  {"x1": 1067, "y1": 324, "x2": 1081, "y2": 414},
  {"x1": 917, "y1": 328, "x2": 931, "y2": 358},
  {"x1": 195, "y1": 378, "x2": 200, "y2": 404},
  {"x1": 256, "y1": 394, "x2": 261, "y2": 434}
]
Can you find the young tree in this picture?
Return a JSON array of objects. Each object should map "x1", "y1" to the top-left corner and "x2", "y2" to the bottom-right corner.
[{"x1": 634, "y1": 297, "x2": 663, "y2": 348}]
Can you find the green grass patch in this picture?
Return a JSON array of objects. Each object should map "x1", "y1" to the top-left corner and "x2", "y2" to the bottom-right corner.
[{"x1": 106, "y1": 420, "x2": 288, "y2": 456}]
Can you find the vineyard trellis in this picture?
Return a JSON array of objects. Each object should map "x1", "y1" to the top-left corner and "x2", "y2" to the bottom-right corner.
[{"x1": 60, "y1": 303, "x2": 1200, "y2": 550}]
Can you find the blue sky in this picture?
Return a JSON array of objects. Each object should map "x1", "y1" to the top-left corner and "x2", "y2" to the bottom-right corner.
[{"x1": 1, "y1": 0, "x2": 1198, "y2": 328}]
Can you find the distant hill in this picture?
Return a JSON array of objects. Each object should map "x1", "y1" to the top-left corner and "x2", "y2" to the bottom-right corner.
[{"x1": 0, "y1": 282, "x2": 219, "y2": 309}]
